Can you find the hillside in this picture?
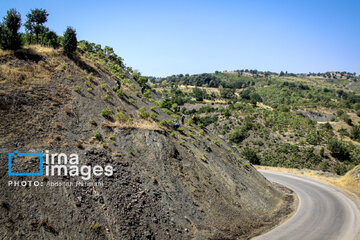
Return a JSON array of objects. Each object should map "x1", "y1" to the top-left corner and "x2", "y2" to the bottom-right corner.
[
  {"x1": 152, "y1": 71, "x2": 360, "y2": 175},
  {"x1": 0, "y1": 45, "x2": 295, "y2": 240}
]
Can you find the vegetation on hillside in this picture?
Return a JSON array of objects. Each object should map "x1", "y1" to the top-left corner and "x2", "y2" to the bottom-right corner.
[{"x1": 151, "y1": 70, "x2": 360, "y2": 175}]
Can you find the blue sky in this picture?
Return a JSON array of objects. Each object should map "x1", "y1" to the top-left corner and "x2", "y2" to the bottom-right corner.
[{"x1": 1, "y1": 0, "x2": 359, "y2": 77}]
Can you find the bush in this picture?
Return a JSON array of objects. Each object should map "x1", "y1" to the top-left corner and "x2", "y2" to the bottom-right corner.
[
  {"x1": 138, "y1": 107, "x2": 149, "y2": 119},
  {"x1": 229, "y1": 127, "x2": 249, "y2": 143},
  {"x1": 336, "y1": 109, "x2": 345, "y2": 117},
  {"x1": 306, "y1": 131, "x2": 321, "y2": 145},
  {"x1": 0, "y1": 9, "x2": 22, "y2": 50},
  {"x1": 73, "y1": 86, "x2": 81, "y2": 92},
  {"x1": 327, "y1": 138, "x2": 350, "y2": 161},
  {"x1": 143, "y1": 89, "x2": 151, "y2": 99},
  {"x1": 177, "y1": 127, "x2": 184, "y2": 133},
  {"x1": 320, "y1": 147, "x2": 325, "y2": 157},
  {"x1": 150, "y1": 112, "x2": 158, "y2": 120},
  {"x1": 342, "y1": 114, "x2": 352, "y2": 125},
  {"x1": 63, "y1": 26, "x2": 77, "y2": 54},
  {"x1": 94, "y1": 131, "x2": 102, "y2": 140},
  {"x1": 100, "y1": 108, "x2": 111, "y2": 118},
  {"x1": 241, "y1": 147, "x2": 260, "y2": 165},
  {"x1": 350, "y1": 125, "x2": 360, "y2": 141},
  {"x1": 115, "y1": 112, "x2": 127, "y2": 122},
  {"x1": 116, "y1": 89, "x2": 124, "y2": 98},
  {"x1": 158, "y1": 119, "x2": 170, "y2": 127}
]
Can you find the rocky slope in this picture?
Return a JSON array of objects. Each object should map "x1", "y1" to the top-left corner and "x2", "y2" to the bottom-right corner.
[{"x1": 0, "y1": 46, "x2": 294, "y2": 239}]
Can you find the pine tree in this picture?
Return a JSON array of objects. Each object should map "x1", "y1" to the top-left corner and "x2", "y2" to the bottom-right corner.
[
  {"x1": 0, "y1": 9, "x2": 22, "y2": 50},
  {"x1": 63, "y1": 27, "x2": 77, "y2": 54}
]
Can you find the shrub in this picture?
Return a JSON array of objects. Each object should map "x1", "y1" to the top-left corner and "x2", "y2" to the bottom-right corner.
[
  {"x1": 342, "y1": 114, "x2": 352, "y2": 125},
  {"x1": 73, "y1": 86, "x2": 81, "y2": 92},
  {"x1": 150, "y1": 112, "x2": 158, "y2": 120},
  {"x1": 93, "y1": 131, "x2": 102, "y2": 140},
  {"x1": 306, "y1": 131, "x2": 321, "y2": 145},
  {"x1": 159, "y1": 119, "x2": 170, "y2": 127},
  {"x1": 336, "y1": 110, "x2": 345, "y2": 117},
  {"x1": 350, "y1": 125, "x2": 360, "y2": 141},
  {"x1": 116, "y1": 89, "x2": 124, "y2": 98},
  {"x1": 143, "y1": 89, "x2": 151, "y2": 99},
  {"x1": 214, "y1": 139, "x2": 220, "y2": 145},
  {"x1": 100, "y1": 83, "x2": 108, "y2": 89},
  {"x1": 162, "y1": 108, "x2": 172, "y2": 116},
  {"x1": 177, "y1": 127, "x2": 184, "y2": 133},
  {"x1": 87, "y1": 73, "x2": 94, "y2": 81},
  {"x1": 138, "y1": 107, "x2": 149, "y2": 119},
  {"x1": 229, "y1": 127, "x2": 249, "y2": 143},
  {"x1": 115, "y1": 112, "x2": 127, "y2": 122},
  {"x1": 103, "y1": 94, "x2": 110, "y2": 100},
  {"x1": 320, "y1": 147, "x2": 325, "y2": 157},
  {"x1": 87, "y1": 87, "x2": 93, "y2": 92},
  {"x1": 63, "y1": 27, "x2": 77, "y2": 54},
  {"x1": 327, "y1": 138, "x2": 350, "y2": 161},
  {"x1": 100, "y1": 108, "x2": 111, "y2": 118},
  {"x1": 241, "y1": 147, "x2": 260, "y2": 165}
]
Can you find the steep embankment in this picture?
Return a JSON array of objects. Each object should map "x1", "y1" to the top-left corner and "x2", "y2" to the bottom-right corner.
[{"x1": 0, "y1": 46, "x2": 294, "y2": 239}]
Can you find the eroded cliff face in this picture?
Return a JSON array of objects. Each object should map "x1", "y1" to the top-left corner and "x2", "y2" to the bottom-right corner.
[{"x1": 0, "y1": 47, "x2": 293, "y2": 239}]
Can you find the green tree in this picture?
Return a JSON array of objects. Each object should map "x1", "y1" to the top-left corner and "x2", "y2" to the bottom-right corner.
[
  {"x1": 192, "y1": 87, "x2": 205, "y2": 101},
  {"x1": 63, "y1": 27, "x2": 77, "y2": 54},
  {"x1": 220, "y1": 87, "x2": 235, "y2": 99},
  {"x1": 137, "y1": 76, "x2": 148, "y2": 87},
  {"x1": 0, "y1": 9, "x2": 22, "y2": 50},
  {"x1": 42, "y1": 30, "x2": 59, "y2": 48},
  {"x1": 24, "y1": 8, "x2": 49, "y2": 44}
]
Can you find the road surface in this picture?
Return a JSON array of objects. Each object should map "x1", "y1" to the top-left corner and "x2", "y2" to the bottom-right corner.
[{"x1": 253, "y1": 171, "x2": 360, "y2": 240}]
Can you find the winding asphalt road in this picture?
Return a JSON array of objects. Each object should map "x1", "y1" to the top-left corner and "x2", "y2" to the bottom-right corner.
[{"x1": 253, "y1": 171, "x2": 360, "y2": 240}]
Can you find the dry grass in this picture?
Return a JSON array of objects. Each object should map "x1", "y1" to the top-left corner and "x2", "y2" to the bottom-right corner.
[
  {"x1": 203, "y1": 99, "x2": 227, "y2": 104},
  {"x1": 0, "y1": 45, "x2": 65, "y2": 86},
  {"x1": 257, "y1": 102, "x2": 273, "y2": 110},
  {"x1": 101, "y1": 120, "x2": 161, "y2": 130},
  {"x1": 255, "y1": 165, "x2": 360, "y2": 203}
]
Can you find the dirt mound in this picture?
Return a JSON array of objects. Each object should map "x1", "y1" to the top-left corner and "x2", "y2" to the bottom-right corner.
[{"x1": 0, "y1": 46, "x2": 294, "y2": 239}]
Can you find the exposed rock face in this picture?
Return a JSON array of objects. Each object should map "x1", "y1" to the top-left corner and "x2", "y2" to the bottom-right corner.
[{"x1": 0, "y1": 47, "x2": 293, "y2": 239}]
